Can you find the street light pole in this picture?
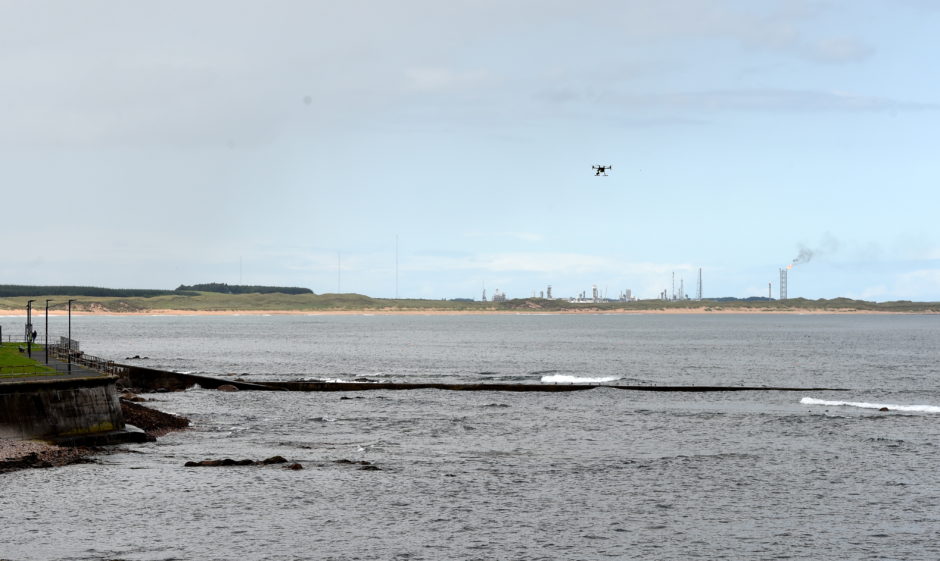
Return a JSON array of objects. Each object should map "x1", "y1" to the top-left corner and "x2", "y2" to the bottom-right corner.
[
  {"x1": 45, "y1": 300, "x2": 52, "y2": 364},
  {"x1": 67, "y1": 299, "x2": 75, "y2": 373},
  {"x1": 26, "y1": 300, "x2": 35, "y2": 358}
]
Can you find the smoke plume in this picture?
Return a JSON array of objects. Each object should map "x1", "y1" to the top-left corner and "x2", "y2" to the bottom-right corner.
[{"x1": 792, "y1": 246, "x2": 814, "y2": 265}]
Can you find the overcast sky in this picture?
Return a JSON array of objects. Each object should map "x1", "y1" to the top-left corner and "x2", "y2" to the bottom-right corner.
[{"x1": 2, "y1": 1, "x2": 938, "y2": 301}]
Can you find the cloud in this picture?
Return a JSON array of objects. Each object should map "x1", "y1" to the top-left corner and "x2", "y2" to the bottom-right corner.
[
  {"x1": 464, "y1": 231, "x2": 545, "y2": 243},
  {"x1": 544, "y1": 88, "x2": 935, "y2": 115},
  {"x1": 401, "y1": 252, "x2": 692, "y2": 276},
  {"x1": 894, "y1": 269, "x2": 940, "y2": 300},
  {"x1": 404, "y1": 67, "x2": 492, "y2": 93},
  {"x1": 804, "y1": 37, "x2": 875, "y2": 63}
]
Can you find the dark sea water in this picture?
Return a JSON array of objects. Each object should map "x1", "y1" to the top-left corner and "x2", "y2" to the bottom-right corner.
[{"x1": 1, "y1": 313, "x2": 939, "y2": 560}]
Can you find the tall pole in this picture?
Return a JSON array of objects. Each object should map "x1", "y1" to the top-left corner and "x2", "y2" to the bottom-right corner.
[
  {"x1": 68, "y1": 299, "x2": 75, "y2": 373},
  {"x1": 45, "y1": 300, "x2": 52, "y2": 364},
  {"x1": 395, "y1": 235, "x2": 399, "y2": 300},
  {"x1": 26, "y1": 300, "x2": 35, "y2": 358}
]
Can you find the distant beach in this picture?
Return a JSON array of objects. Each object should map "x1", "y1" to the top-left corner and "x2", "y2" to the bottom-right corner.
[{"x1": 0, "y1": 307, "x2": 927, "y2": 316}]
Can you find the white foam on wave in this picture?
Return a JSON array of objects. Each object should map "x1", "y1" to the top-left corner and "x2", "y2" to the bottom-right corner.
[
  {"x1": 801, "y1": 396, "x2": 940, "y2": 413},
  {"x1": 541, "y1": 374, "x2": 621, "y2": 384}
]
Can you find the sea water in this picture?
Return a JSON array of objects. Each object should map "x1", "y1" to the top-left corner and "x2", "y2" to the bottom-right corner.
[{"x1": 1, "y1": 313, "x2": 938, "y2": 560}]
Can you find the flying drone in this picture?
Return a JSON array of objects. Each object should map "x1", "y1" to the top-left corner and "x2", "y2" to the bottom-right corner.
[{"x1": 593, "y1": 164, "x2": 611, "y2": 176}]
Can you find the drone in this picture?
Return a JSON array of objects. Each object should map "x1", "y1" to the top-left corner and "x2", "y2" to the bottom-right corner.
[{"x1": 592, "y1": 164, "x2": 611, "y2": 176}]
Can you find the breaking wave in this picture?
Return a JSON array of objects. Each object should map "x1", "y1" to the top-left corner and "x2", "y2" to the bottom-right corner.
[
  {"x1": 541, "y1": 374, "x2": 621, "y2": 384},
  {"x1": 801, "y1": 397, "x2": 940, "y2": 413}
]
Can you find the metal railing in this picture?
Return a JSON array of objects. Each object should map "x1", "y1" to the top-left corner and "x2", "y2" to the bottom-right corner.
[{"x1": 47, "y1": 344, "x2": 128, "y2": 376}]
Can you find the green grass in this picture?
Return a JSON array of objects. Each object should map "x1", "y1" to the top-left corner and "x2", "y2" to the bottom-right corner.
[{"x1": 0, "y1": 342, "x2": 57, "y2": 377}]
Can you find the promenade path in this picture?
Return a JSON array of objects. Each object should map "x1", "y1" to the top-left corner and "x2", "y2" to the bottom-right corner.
[{"x1": 0, "y1": 348, "x2": 108, "y2": 384}]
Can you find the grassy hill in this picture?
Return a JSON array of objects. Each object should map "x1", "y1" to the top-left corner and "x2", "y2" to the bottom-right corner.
[{"x1": 0, "y1": 291, "x2": 937, "y2": 314}]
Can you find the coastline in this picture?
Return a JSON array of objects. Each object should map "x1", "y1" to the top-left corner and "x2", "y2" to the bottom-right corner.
[
  {"x1": 0, "y1": 438, "x2": 95, "y2": 472},
  {"x1": 1, "y1": 400, "x2": 189, "y2": 475},
  {"x1": 0, "y1": 307, "x2": 930, "y2": 316}
]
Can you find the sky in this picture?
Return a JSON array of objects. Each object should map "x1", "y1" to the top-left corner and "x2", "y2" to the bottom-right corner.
[{"x1": 2, "y1": 1, "x2": 939, "y2": 302}]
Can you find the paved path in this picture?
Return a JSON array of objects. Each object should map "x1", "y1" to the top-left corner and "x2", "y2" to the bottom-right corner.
[{"x1": 0, "y1": 349, "x2": 107, "y2": 384}]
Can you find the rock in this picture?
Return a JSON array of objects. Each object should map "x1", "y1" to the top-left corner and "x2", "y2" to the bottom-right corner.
[
  {"x1": 879, "y1": 407, "x2": 890, "y2": 412},
  {"x1": 359, "y1": 465, "x2": 382, "y2": 471},
  {"x1": 262, "y1": 455, "x2": 288, "y2": 465},
  {"x1": 121, "y1": 400, "x2": 190, "y2": 438},
  {"x1": 287, "y1": 463, "x2": 304, "y2": 470},
  {"x1": 217, "y1": 384, "x2": 239, "y2": 392},
  {"x1": 336, "y1": 459, "x2": 373, "y2": 466},
  {"x1": 184, "y1": 458, "x2": 255, "y2": 467}
]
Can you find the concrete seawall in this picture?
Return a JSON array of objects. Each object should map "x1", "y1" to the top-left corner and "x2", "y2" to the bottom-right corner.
[
  {"x1": 120, "y1": 364, "x2": 280, "y2": 392},
  {"x1": 0, "y1": 377, "x2": 126, "y2": 440},
  {"x1": 120, "y1": 365, "x2": 845, "y2": 393}
]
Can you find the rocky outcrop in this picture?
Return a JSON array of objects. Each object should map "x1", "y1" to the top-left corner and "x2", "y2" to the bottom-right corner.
[
  {"x1": 120, "y1": 400, "x2": 190, "y2": 438},
  {"x1": 184, "y1": 456, "x2": 301, "y2": 469}
]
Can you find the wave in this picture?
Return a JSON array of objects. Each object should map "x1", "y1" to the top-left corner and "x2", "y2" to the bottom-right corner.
[
  {"x1": 541, "y1": 374, "x2": 621, "y2": 384},
  {"x1": 801, "y1": 397, "x2": 940, "y2": 413}
]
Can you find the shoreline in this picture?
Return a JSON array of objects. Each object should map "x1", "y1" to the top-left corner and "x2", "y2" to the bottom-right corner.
[
  {"x1": 0, "y1": 307, "x2": 932, "y2": 316},
  {"x1": 0, "y1": 438, "x2": 96, "y2": 472}
]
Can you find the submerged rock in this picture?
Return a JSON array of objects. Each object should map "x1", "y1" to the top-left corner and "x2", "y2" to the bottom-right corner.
[
  {"x1": 217, "y1": 385, "x2": 240, "y2": 392},
  {"x1": 184, "y1": 458, "x2": 257, "y2": 467},
  {"x1": 335, "y1": 459, "x2": 371, "y2": 465},
  {"x1": 287, "y1": 463, "x2": 304, "y2": 470}
]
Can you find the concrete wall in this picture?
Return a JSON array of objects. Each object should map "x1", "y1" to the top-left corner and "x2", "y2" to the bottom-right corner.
[
  {"x1": 120, "y1": 364, "x2": 274, "y2": 392},
  {"x1": 0, "y1": 377, "x2": 125, "y2": 440}
]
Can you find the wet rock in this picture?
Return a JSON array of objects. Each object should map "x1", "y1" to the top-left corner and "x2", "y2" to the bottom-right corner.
[
  {"x1": 185, "y1": 458, "x2": 256, "y2": 467},
  {"x1": 190, "y1": 459, "x2": 223, "y2": 467},
  {"x1": 217, "y1": 384, "x2": 239, "y2": 392},
  {"x1": 287, "y1": 463, "x2": 304, "y2": 470},
  {"x1": 359, "y1": 465, "x2": 382, "y2": 471},
  {"x1": 262, "y1": 455, "x2": 288, "y2": 465},
  {"x1": 121, "y1": 400, "x2": 190, "y2": 438},
  {"x1": 879, "y1": 407, "x2": 890, "y2": 412},
  {"x1": 335, "y1": 459, "x2": 372, "y2": 465}
]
